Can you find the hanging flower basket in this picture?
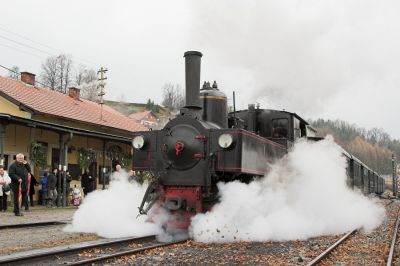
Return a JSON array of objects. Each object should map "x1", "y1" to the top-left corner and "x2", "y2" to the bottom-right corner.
[
  {"x1": 29, "y1": 142, "x2": 47, "y2": 168},
  {"x1": 77, "y1": 147, "x2": 96, "y2": 172}
]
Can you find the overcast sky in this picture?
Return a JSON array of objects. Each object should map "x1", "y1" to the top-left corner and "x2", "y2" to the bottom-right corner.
[{"x1": 0, "y1": 0, "x2": 399, "y2": 139}]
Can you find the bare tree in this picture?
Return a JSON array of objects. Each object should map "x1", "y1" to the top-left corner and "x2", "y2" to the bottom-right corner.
[
  {"x1": 40, "y1": 54, "x2": 73, "y2": 93},
  {"x1": 75, "y1": 65, "x2": 86, "y2": 86},
  {"x1": 75, "y1": 66, "x2": 98, "y2": 101},
  {"x1": 8, "y1": 66, "x2": 19, "y2": 80},
  {"x1": 161, "y1": 83, "x2": 185, "y2": 111},
  {"x1": 41, "y1": 56, "x2": 59, "y2": 90},
  {"x1": 175, "y1": 85, "x2": 185, "y2": 110},
  {"x1": 161, "y1": 83, "x2": 175, "y2": 109},
  {"x1": 58, "y1": 54, "x2": 73, "y2": 93}
]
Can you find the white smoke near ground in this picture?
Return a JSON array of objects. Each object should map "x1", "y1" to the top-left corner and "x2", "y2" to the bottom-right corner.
[
  {"x1": 65, "y1": 170, "x2": 162, "y2": 238},
  {"x1": 190, "y1": 136, "x2": 385, "y2": 243}
]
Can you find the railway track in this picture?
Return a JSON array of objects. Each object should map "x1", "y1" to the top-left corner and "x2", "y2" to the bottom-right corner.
[
  {"x1": 306, "y1": 229, "x2": 357, "y2": 266},
  {"x1": 386, "y1": 199, "x2": 395, "y2": 207},
  {"x1": 386, "y1": 208, "x2": 400, "y2": 266},
  {"x1": 308, "y1": 203, "x2": 400, "y2": 266},
  {"x1": 0, "y1": 234, "x2": 188, "y2": 266},
  {"x1": 0, "y1": 220, "x2": 69, "y2": 230}
]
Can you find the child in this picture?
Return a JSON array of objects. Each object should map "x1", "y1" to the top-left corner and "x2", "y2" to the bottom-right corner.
[{"x1": 72, "y1": 185, "x2": 82, "y2": 206}]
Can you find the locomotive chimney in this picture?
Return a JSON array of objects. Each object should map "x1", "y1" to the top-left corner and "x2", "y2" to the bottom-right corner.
[
  {"x1": 184, "y1": 51, "x2": 202, "y2": 109},
  {"x1": 248, "y1": 104, "x2": 257, "y2": 133}
]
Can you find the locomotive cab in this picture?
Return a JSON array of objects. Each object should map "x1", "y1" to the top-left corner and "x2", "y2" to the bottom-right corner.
[{"x1": 228, "y1": 108, "x2": 312, "y2": 147}]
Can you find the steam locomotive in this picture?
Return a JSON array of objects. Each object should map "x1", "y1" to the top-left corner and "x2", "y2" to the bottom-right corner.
[{"x1": 132, "y1": 51, "x2": 385, "y2": 231}]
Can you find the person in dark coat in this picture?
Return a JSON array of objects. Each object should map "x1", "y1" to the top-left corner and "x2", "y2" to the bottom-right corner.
[
  {"x1": 65, "y1": 171, "x2": 72, "y2": 205},
  {"x1": 8, "y1": 153, "x2": 29, "y2": 216},
  {"x1": 28, "y1": 173, "x2": 39, "y2": 207},
  {"x1": 81, "y1": 171, "x2": 90, "y2": 196},
  {"x1": 46, "y1": 168, "x2": 58, "y2": 207},
  {"x1": 60, "y1": 171, "x2": 72, "y2": 205},
  {"x1": 22, "y1": 160, "x2": 37, "y2": 210}
]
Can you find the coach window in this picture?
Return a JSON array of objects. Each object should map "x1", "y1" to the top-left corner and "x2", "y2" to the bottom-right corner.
[{"x1": 272, "y1": 118, "x2": 288, "y2": 138}]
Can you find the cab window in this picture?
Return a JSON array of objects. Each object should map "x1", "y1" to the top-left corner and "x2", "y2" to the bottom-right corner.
[{"x1": 272, "y1": 118, "x2": 288, "y2": 138}]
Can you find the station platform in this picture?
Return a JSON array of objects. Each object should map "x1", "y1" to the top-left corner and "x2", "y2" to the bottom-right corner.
[{"x1": 0, "y1": 205, "x2": 77, "y2": 225}]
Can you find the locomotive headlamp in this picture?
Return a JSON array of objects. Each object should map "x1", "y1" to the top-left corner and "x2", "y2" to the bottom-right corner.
[
  {"x1": 133, "y1": 135, "x2": 145, "y2": 149},
  {"x1": 218, "y1": 133, "x2": 234, "y2": 149}
]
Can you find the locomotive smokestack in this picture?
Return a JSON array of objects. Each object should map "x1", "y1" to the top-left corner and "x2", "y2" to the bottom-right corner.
[
  {"x1": 248, "y1": 104, "x2": 257, "y2": 132},
  {"x1": 184, "y1": 51, "x2": 203, "y2": 108}
]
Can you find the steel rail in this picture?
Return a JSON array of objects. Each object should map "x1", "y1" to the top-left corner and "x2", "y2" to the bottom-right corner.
[
  {"x1": 65, "y1": 239, "x2": 188, "y2": 266},
  {"x1": 386, "y1": 208, "x2": 400, "y2": 266},
  {"x1": 307, "y1": 229, "x2": 357, "y2": 266},
  {"x1": 386, "y1": 200, "x2": 395, "y2": 207},
  {"x1": 0, "y1": 220, "x2": 68, "y2": 230},
  {"x1": 0, "y1": 235, "x2": 156, "y2": 265}
]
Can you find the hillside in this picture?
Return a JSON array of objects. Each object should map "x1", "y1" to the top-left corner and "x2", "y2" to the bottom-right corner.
[
  {"x1": 310, "y1": 119, "x2": 399, "y2": 175},
  {"x1": 104, "y1": 100, "x2": 170, "y2": 117}
]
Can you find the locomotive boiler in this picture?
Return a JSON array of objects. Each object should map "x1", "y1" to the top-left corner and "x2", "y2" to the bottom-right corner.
[{"x1": 132, "y1": 51, "x2": 385, "y2": 231}]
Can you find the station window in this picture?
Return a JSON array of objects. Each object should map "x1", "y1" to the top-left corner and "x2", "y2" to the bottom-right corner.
[{"x1": 272, "y1": 118, "x2": 288, "y2": 139}]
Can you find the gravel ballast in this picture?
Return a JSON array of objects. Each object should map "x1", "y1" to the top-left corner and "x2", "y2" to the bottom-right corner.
[
  {"x1": 109, "y1": 198, "x2": 398, "y2": 265},
  {"x1": 0, "y1": 206, "x2": 100, "y2": 255}
]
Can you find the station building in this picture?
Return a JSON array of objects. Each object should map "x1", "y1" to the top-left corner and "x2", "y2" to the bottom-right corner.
[{"x1": 0, "y1": 72, "x2": 146, "y2": 203}]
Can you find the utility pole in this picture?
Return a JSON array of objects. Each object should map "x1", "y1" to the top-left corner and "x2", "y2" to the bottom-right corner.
[
  {"x1": 393, "y1": 154, "x2": 397, "y2": 197},
  {"x1": 98, "y1": 67, "x2": 108, "y2": 120}
]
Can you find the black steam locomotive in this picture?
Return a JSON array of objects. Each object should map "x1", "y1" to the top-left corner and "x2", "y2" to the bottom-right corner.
[{"x1": 132, "y1": 51, "x2": 384, "y2": 231}]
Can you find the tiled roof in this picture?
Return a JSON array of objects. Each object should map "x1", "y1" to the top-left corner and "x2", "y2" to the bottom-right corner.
[
  {"x1": 0, "y1": 76, "x2": 147, "y2": 132},
  {"x1": 129, "y1": 111, "x2": 154, "y2": 121}
]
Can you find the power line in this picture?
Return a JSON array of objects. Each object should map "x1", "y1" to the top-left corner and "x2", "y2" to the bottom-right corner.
[
  {"x1": 0, "y1": 33, "x2": 55, "y2": 57},
  {"x1": 0, "y1": 64, "x2": 19, "y2": 75},
  {"x1": 0, "y1": 63, "x2": 52, "y2": 89},
  {"x1": 0, "y1": 42, "x2": 48, "y2": 60},
  {"x1": 0, "y1": 27, "x2": 100, "y2": 68},
  {"x1": 0, "y1": 26, "x2": 64, "y2": 54}
]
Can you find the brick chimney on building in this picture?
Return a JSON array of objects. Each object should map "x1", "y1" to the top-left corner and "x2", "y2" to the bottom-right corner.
[
  {"x1": 68, "y1": 87, "x2": 80, "y2": 100},
  {"x1": 20, "y1": 72, "x2": 36, "y2": 86}
]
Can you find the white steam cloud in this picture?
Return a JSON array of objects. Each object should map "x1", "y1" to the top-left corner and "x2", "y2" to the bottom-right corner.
[
  {"x1": 187, "y1": 0, "x2": 400, "y2": 137},
  {"x1": 190, "y1": 136, "x2": 385, "y2": 243},
  {"x1": 65, "y1": 171, "x2": 162, "y2": 238}
]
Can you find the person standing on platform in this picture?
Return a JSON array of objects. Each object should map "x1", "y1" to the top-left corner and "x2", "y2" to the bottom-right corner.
[
  {"x1": 0, "y1": 165, "x2": 11, "y2": 212},
  {"x1": 64, "y1": 171, "x2": 72, "y2": 205},
  {"x1": 28, "y1": 171, "x2": 39, "y2": 208},
  {"x1": 23, "y1": 160, "x2": 38, "y2": 210},
  {"x1": 81, "y1": 171, "x2": 90, "y2": 196},
  {"x1": 8, "y1": 153, "x2": 29, "y2": 216},
  {"x1": 81, "y1": 171, "x2": 95, "y2": 196},
  {"x1": 111, "y1": 164, "x2": 123, "y2": 182},
  {"x1": 46, "y1": 168, "x2": 58, "y2": 207},
  {"x1": 87, "y1": 174, "x2": 94, "y2": 193},
  {"x1": 41, "y1": 172, "x2": 48, "y2": 206}
]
